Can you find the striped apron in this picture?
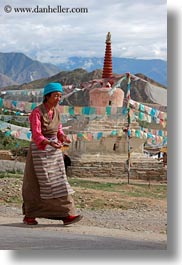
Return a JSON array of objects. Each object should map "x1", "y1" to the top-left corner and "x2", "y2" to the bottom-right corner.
[{"x1": 31, "y1": 140, "x2": 74, "y2": 199}]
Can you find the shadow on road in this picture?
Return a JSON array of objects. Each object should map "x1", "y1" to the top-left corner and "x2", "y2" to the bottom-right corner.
[{"x1": 0, "y1": 222, "x2": 67, "y2": 228}]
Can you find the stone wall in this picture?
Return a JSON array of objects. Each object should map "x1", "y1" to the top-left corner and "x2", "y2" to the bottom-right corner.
[{"x1": 67, "y1": 153, "x2": 167, "y2": 181}]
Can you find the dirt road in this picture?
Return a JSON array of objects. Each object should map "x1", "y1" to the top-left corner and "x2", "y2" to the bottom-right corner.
[{"x1": 0, "y1": 160, "x2": 167, "y2": 249}]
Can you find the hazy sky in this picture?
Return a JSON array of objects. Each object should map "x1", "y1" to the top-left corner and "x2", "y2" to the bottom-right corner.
[{"x1": 0, "y1": 0, "x2": 167, "y2": 64}]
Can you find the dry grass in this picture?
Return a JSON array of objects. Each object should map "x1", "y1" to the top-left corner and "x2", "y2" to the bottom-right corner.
[{"x1": 0, "y1": 173, "x2": 167, "y2": 211}]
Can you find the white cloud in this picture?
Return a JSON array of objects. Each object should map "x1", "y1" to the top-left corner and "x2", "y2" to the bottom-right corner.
[{"x1": 0, "y1": 0, "x2": 167, "y2": 64}]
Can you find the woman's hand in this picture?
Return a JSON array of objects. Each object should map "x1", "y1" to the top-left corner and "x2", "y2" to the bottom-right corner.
[
  {"x1": 49, "y1": 141, "x2": 62, "y2": 149},
  {"x1": 62, "y1": 135, "x2": 71, "y2": 144}
]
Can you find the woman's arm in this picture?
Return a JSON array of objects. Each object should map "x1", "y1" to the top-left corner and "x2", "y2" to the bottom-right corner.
[
  {"x1": 57, "y1": 123, "x2": 71, "y2": 143},
  {"x1": 29, "y1": 108, "x2": 49, "y2": 148}
]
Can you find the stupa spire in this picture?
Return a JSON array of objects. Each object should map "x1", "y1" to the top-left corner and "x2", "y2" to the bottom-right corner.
[{"x1": 102, "y1": 32, "x2": 113, "y2": 79}]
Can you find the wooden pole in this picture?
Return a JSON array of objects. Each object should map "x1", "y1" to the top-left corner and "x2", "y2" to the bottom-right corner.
[
  {"x1": 127, "y1": 107, "x2": 131, "y2": 184},
  {"x1": 126, "y1": 73, "x2": 131, "y2": 184}
]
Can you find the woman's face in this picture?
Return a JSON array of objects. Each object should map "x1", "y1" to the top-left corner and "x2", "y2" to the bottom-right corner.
[{"x1": 47, "y1": 92, "x2": 62, "y2": 107}]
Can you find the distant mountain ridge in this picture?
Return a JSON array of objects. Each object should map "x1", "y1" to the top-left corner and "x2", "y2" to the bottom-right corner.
[
  {"x1": 0, "y1": 52, "x2": 60, "y2": 87},
  {"x1": 0, "y1": 68, "x2": 167, "y2": 107},
  {"x1": 0, "y1": 52, "x2": 167, "y2": 88},
  {"x1": 57, "y1": 56, "x2": 167, "y2": 87},
  {"x1": 1, "y1": 69, "x2": 103, "y2": 91},
  {"x1": 0, "y1": 73, "x2": 18, "y2": 87}
]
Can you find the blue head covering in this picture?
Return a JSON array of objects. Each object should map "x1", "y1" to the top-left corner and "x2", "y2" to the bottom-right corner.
[{"x1": 43, "y1": 82, "x2": 64, "y2": 96}]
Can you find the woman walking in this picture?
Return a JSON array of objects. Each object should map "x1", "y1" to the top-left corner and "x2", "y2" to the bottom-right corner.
[{"x1": 22, "y1": 82, "x2": 82, "y2": 225}]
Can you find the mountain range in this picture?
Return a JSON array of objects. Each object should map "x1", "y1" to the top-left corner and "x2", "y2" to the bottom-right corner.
[
  {"x1": 0, "y1": 52, "x2": 60, "y2": 88},
  {"x1": 0, "y1": 52, "x2": 167, "y2": 88},
  {"x1": 57, "y1": 56, "x2": 167, "y2": 87},
  {"x1": 1, "y1": 68, "x2": 167, "y2": 108}
]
